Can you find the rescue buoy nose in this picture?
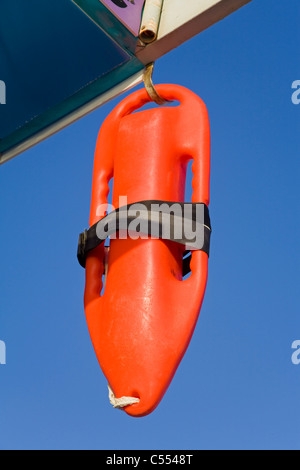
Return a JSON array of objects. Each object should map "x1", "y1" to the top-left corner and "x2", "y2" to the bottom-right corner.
[
  {"x1": 124, "y1": 399, "x2": 153, "y2": 418},
  {"x1": 112, "y1": 387, "x2": 165, "y2": 418}
]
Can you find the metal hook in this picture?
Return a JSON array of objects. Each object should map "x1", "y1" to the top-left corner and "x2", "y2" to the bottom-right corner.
[{"x1": 144, "y1": 63, "x2": 169, "y2": 106}]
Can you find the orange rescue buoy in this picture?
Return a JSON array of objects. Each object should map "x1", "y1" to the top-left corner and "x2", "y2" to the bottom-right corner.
[{"x1": 79, "y1": 85, "x2": 211, "y2": 417}]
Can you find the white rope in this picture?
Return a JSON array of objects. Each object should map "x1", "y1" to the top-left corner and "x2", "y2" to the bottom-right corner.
[{"x1": 108, "y1": 384, "x2": 140, "y2": 410}]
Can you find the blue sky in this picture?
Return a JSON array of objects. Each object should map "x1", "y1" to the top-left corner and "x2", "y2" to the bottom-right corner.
[{"x1": 0, "y1": 0, "x2": 299, "y2": 450}]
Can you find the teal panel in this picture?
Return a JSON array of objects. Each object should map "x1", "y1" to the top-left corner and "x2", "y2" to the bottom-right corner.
[
  {"x1": 0, "y1": 0, "x2": 143, "y2": 155},
  {"x1": 73, "y1": 0, "x2": 139, "y2": 53},
  {"x1": 0, "y1": 58, "x2": 143, "y2": 154}
]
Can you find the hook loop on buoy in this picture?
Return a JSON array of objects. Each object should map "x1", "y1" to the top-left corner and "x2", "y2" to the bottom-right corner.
[{"x1": 143, "y1": 63, "x2": 170, "y2": 106}]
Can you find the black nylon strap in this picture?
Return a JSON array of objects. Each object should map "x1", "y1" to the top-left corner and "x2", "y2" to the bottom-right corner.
[
  {"x1": 77, "y1": 201, "x2": 212, "y2": 274},
  {"x1": 183, "y1": 252, "x2": 192, "y2": 278}
]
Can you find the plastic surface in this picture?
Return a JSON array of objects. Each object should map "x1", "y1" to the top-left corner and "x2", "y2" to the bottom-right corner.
[{"x1": 84, "y1": 85, "x2": 211, "y2": 417}]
